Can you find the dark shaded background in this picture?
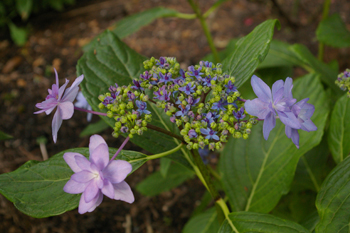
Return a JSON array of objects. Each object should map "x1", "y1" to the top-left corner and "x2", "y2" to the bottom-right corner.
[{"x1": 0, "y1": 0, "x2": 349, "y2": 232}]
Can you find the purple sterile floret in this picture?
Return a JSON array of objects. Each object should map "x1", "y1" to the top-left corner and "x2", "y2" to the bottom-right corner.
[
  {"x1": 199, "y1": 61, "x2": 213, "y2": 68},
  {"x1": 34, "y1": 69, "x2": 84, "y2": 143},
  {"x1": 225, "y1": 80, "x2": 237, "y2": 93},
  {"x1": 200, "y1": 128, "x2": 220, "y2": 140},
  {"x1": 202, "y1": 112, "x2": 215, "y2": 125},
  {"x1": 159, "y1": 89, "x2": 171, "y2": 101},
  {"x1": 140, "y1": 71, "x2": 151, "y2": 80},
  {"x1": 285, "y1": 98, "x2": 317, "y2": 148},
  {"x1": 127, "y1": 91, "x2": 136, "y2": 101},
  {"x1": 102, "y1": 96, "x2": 114, "y2": 106},
  {"x1": 211, "y1": 99, "x2": 228, "y2": 111},
  {"x1": 75, "y1": 91, "x2": 92, "y2": 122},
  {"x1": 188, "y1": 129, "x2": 198, "y2": 138},
  {"x1": 63, "y1": 135, "x2": 134, "y2": 214},
  {"x1": 187, "y1": 66, "x2": 204, "y2": 81},
  {"x1": 156, "y1": 57, "x2": 169, "y2": 68},
  {"x1": 179, "y1": 83, "x2": 196, "y2": 95},
  {"x1": 244, "y1": 75, "x2": 301, "y2": 140},
  {"x1": 233, "y1": 107, "x2": 246, "y2": 120},
  {"x1": 158, "y1": 72, "x2": 173, "y2": 84},
  {"x1": 175, "y1": 105, "x2": 190, "y2": 118},
  {"x1": 136, "y1": 100, "x2": 151, "y2": 115},
  {"x1": 131, "y1": 80, "x2": 144, "y2": 91}
]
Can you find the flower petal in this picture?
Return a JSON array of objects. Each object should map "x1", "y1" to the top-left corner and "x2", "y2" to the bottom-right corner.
[
  {"x1": 112, "y1": 181, "x2": 135, "y2": 203},
  {"x1": 71, "y1": 171, "x2": 95, "y2": 183},
  {"x1": 301, "y1": 119, "x2": 317, "y2": 132},
  {"x1": 101, "y1": 180, "x2": 114, "y2": 199},
  {"x1": 272, "y1": 80, "x2": 284, "y2": 100},
  {"x1": 57, "y1": 101, "x2": 74, "y2": 120},
  {"x1": 90, "y1": 143, "x2": 109, "y2": 171},
  {"x1": 63, "y1": 152, "x2": 85, "y2": 172},
  {"x1": 52, "y1": 108, "x2": 63, "y2": 143},
  {"x1": 75, "y1": 155, "x2": 92, "y2": 171},
  {"x1": 89, "y1": 135, "x2": 108, "y2": 155},
  {"x1": 244, "y1": 99, "x2": 270, "y2": 119},
  {"x1": 251, "y1": 75, "x2": 271, "y2": 103},
  {"x1": 285, "y1": 125, "x2": 292, "y2": 138},
  {"x1": 291, "y1": 128, "x2": 300, "y2": 148},
  {"x1": 62, "y1": 74, "x2": 84, "y2": 102},
  {"x1": 103, "y1": 160, "x2": 132, "y2": 184},
  {"x1": 78, "y1": 190, "x2": 103, "y2": 214},
  {"x1": 278, "y1": 111, "x2": 301, "y2": 129},
  {"x1": 58, "y1": 79, "x2": 69, "y2": 101},
  {"x1": 263, "y1": 111, "x2": 276, "y2": 140},
  {"x1": 63, "y1": 179, "x2": 88, "y2": 194},
  {"x1": 84, "y1": 180, "x2": 100, "y2": 203}
]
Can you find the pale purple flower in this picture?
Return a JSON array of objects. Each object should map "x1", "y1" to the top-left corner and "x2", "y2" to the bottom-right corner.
[
  {"x1": 225, "y1": 80, "x2": 237, "y2": 93},
  {"x1": 158, "y1": 72, "x2": 173, "y2": 84},
  {"x1": 233, "y1": 107, "x2": 246, "y2": 120},
  {"x1": 63, "y1": 135, "x2": 134, "y2": 214},
  {"x1": 244, "y1": 75, "x2": 301, "y2": 140},
  {"x1": 285, "y1": 98, "x2": 317, "y2": 148},
  {"x1": 175, "y1": 105, "x2": 190, "y2": 118},
  {"x1": 211, "y1": 99, "x2": 228, "y2": 111},
  {"x1": 188, "y1": 66, "x2": 204, "y2": 81},
  {"x1": 131, "y1": 80, "x2": 144, "y2": 91},
  {"x1": 136, "y1": 100, "x2": 151, "y2": 115},
  {"x1": 179, "y1": 83, "x2": 196, "y2": 95},
  {"x1": 200, "y1": 128, "x2": 219, "y2": 140},
  {"x1": 75, "y1": 92, "x2": 92, "y2": 122},
  {"x1": 188, "y1": 129, "x2": 197, "y2": 138},
  {"x1": 34, "y1": 69, "x2": 84, "y2": 143}
]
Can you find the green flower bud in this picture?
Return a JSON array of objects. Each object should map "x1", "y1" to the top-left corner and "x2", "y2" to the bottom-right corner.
[
  {"x1": 112, "y1": 132, "x2": 119, "y2": 138},
  {"x1": 98, "y1": 95, "x2": 105, "y2": 101},
  {"x1": 234, "y1": 132, "x2": 242, "y2": 138},
  {"x1": 243, "y1": 134, "x2": 249, "y2": 139},
  {"x1": 98, "y1": 103, "x2": 105, "y2": 109},
  {"x1": 107, "y1": 111, "x2": 113, "y2": 118},
  {"x1": 128, "y1": 133, "x2": 134, "y2": 138}
]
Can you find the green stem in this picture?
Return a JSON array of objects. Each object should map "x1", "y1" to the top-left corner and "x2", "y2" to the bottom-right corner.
[
  {"x1": 187, "y1": 0, "x2": 220, "y2": 63},
  {"x1": 191, "y1": 149, "x2": 220, "y2": 200},
  {"x1": 145, "y1": 143, "x2": 184, "y2": 160},
  {"x1": 318, "y1": 0, "x2": 331, "y2": 61},
  {"x1": 174, "y1": 12, "x2": 196, "y2": 19},
  {"x1": 146, "y1": 124, "x2": 184, "y2": 142},
  {"x1": 203, "y1": 0, "x2": 229, "y2": 18},
  {"x1": 208, "y1": 165, "x2": 221, "y2": 180}
]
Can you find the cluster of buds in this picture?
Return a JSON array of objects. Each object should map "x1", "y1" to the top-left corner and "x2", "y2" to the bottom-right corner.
[
  {"x1": 335, "y1": 69, "x2": 350, "y2": 96},
  {"x1": 98, "y1": 83, "x2": 152, "y2": 138},
  {"x1": 99, "y1": 57, "x2": 257, "y2": 151}
]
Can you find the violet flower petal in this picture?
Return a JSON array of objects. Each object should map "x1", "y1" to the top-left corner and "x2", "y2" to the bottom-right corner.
[
  {"x1": 101, "y1": 180, "x2": 115, "y2": 199},
  {"x1": 63, "y1": 152, "x2": 86, "y2": 172},
  {"x1": 90, "y1": 143, "x2": 109, "y2": 171},
  {"x1": 112, "y1": 181, "x2": 135, "y2": 203},
  {"x1": 301, "y1": 119, "x2": 317, "y2": 132},
  {"x1": 58, "y1": 101, "x2": 74, "y2": 120},
  {"x1": 71, "y1": 171, "x2": 95, "y2": 183},
  {"x1": 278, "y1": 111, "x2": 301, "y2": 129},
  {"x1": 63, "y1": 179, "x2": 88, "y2": 194},
  {"x1": 78, "y1": 191, "x2": 103, "y2": 214},
  {"x1": 251, "y1": 75, "x2": 272, "y2": 103},
  {"x1": 52, "y1": 107, "x2": 63, "y2": 143},
  {"x1": 62, "y1": 74, "x2": 84, "y2": 102},
  {"x1": 89, "y1": 135, "x2": 108, "y2": 155},
  {"x1": 84, "y1": 180, "x2": 100, "y2": 203},
  {"x1": 244, "y1": 99, "x2": 270, "y2": 119},
  {"x1": 263, "y1": 111, "x2": 276, "y2": 140},
  {"x1": 103, "y1": 160, "x2": 132, "y2": 183},
  {"x1": 75, "y1": 155, "x2": 92, "y2": 171}
]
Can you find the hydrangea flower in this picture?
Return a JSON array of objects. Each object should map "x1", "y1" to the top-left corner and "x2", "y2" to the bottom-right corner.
[
  {"x1": 34, "y1": 69, "x2": 84, "y2": 143},
  {"x1": 285, "y1": 98, "x2": 317, "y2": 148},
  {"x1": 136, "y1": 100, "x2": 151, "y2": 115},
  {"x1": 75, "y1": 92, "x2": 92, "y2": 122},
  {"x1": 63, "y1": 135, "x2": 134, "y2": 214},
  {"x1": 200, "y1": 128, "x2": 219, "y2": 140},
  {"x1": 244, "y1": 75, "x2": 301, "y2": 140}
]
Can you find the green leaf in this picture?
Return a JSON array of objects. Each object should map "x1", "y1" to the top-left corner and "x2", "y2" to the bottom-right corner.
[
  {"x1": 289, "y1": 44, "x2": 339, "y2": 94},
  {"x1": 0, "y1": 130, "x2": 13, "y2": 140},
  {"x1": 135, "y1": 162, "x2": 194, "y2": 196},
  {"x1": 79, "y1": 119, "x2": 110, "y2": 137},
  {"x1": 222, "y1": 19, "x2": 280, "y2": 88},
  {"x1": 316, "y1": 155, "x2": 350, "y2": 232},
  {"x1": 77, "y1": 30, "x2": 191, "y2": 169},
  {"x1": 300, "y1": 211, "x2": 319, "y2": 232},
  {"x1": 258, "y1": 40, "x2": 305, "y2": 69},
  {"x1": 218, "y1": 212, "x2": 310, "y2": 233},
  {"x1": 219, "y1": 73, "x2": 330, "y2": 213},
  {"x1": 16, "y1": 0, "x2": 32, "y2": 20},
  {"x1": 0, "y1": 147, "x2": 147, "y2": 218},
  {"x1": 160, "y1": 157, "x2": 171, "y2": 177},
  {"x1": 328, "y1": 94, "x2": 350, "y2": 164},
  {"x1": 316, "y1": 14, "x2": 350, "y2": 48},
  {"x1": 84, "y1": 7, "x2": 180, "y2": 52},
  {"x1": 8, "y1": 22, "x2": 27, "y2": 46},
  {"x1": 293, "y1": 135, "x2": 332, "y2": 192},
  {"x1": 183, "y1": 207, "x2": 220, "y2": 233}
]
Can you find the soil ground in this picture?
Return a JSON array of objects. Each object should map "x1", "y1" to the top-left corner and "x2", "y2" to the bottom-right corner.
[{"x1": 0, "y1": 0, "x2": 349, "y2": 232}]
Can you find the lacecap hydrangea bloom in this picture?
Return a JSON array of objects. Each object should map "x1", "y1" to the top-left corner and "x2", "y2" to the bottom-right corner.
[
  {"x1": 244, "y1": 75, "x2": 317, "y2": 148},
  {"x1": 63, "y1": 135, "x2": 134, "y2": 214},
  {"x1": 34, "y1": 69, "x2": 84, "y2": 143},
  {"x1": 335, "y1": 69, "x2": 350, "y2": 96},
  {"x1": 98, "y1": 57, "x2": 259, "y2": 151}
]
